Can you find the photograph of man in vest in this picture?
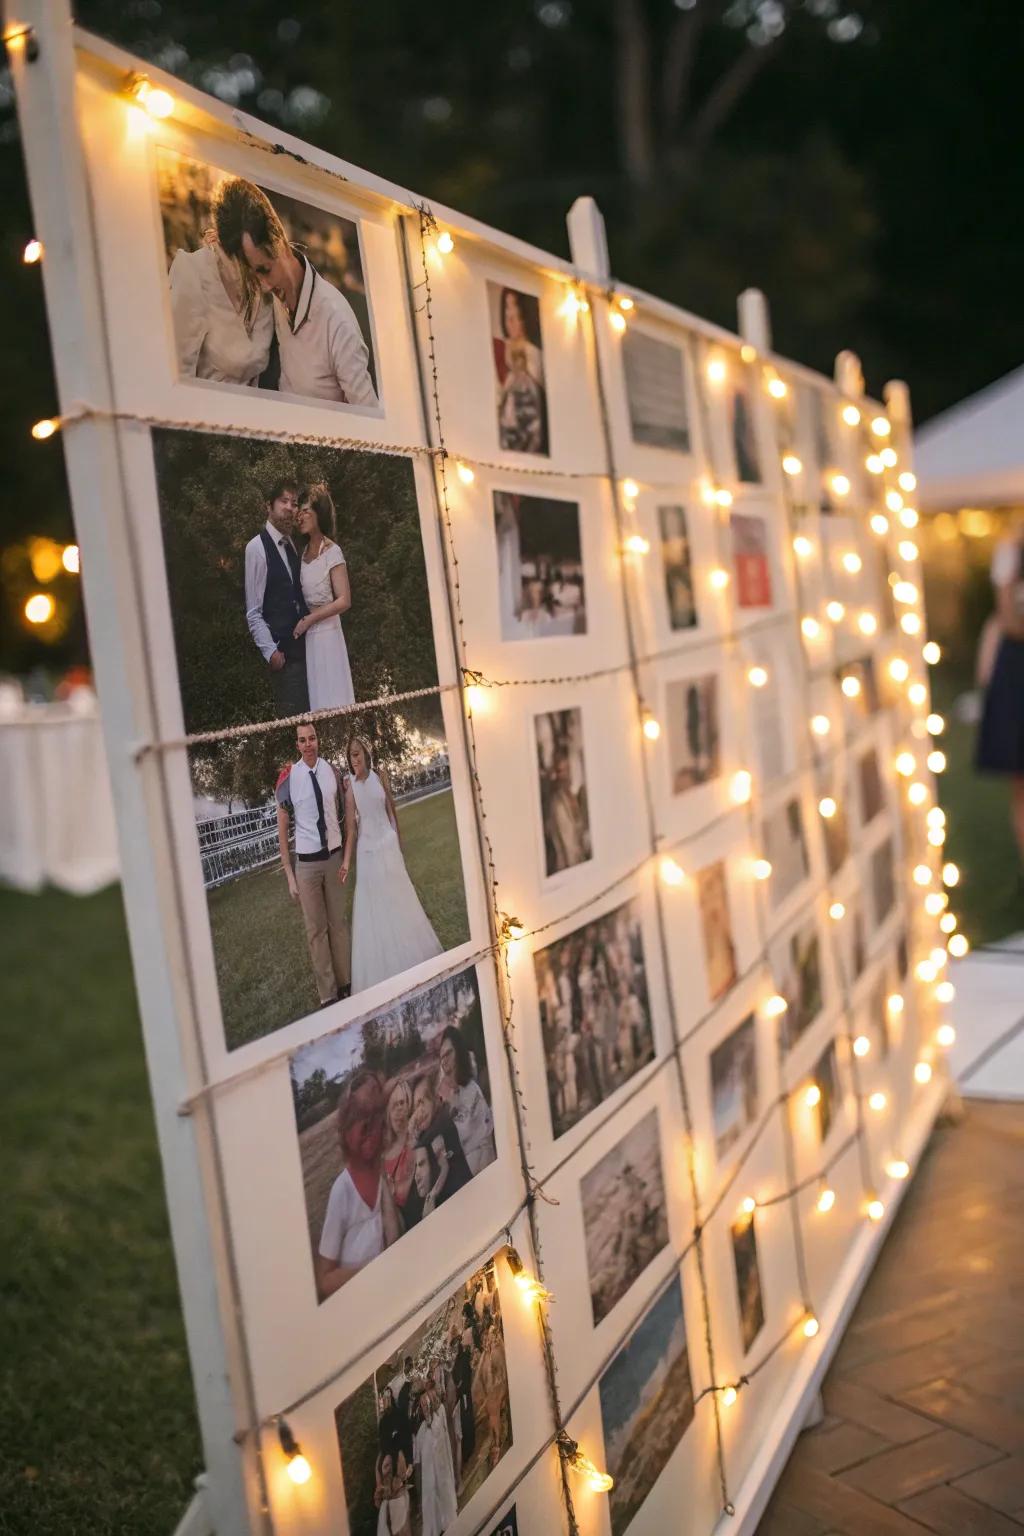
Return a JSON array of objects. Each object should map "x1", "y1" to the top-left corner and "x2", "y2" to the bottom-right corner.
[
  {"x1": 276, "y1": 721, "x2": 353, "y2": 1008},
  {"x1": 243, "y1": 477, "x2": 310, "y2": 717}
]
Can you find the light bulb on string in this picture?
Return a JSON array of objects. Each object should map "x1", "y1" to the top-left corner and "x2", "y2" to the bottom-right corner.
[
  {"x1": 803, "y1": 1315, "x2": 820, "y2": 1339},
  {"x1": 623, "y1": 534, "x2": 650, "y2": 556},
  {"x1": 766, "y1": 374, "x2": 788, "y2": 400},
  {"x1": 842, "y1": 551, "x2": 862, "y2": 574},
  {"x1": 782, "y1": 454, "x2": 803, "y2": 476},
  {"x1": 801, "y1": 616, "x2": 821, "y2": 640},
  {"x1": 886, "y1": 1159, "x2": 910, "y2": 1180},
  {"x1": 739, "y1": 1195, "x2": 757, "y2": 1215},
  {"x1": 926, "y1": 712, "x2": 945, "y2": 734},
  {"x1": 898, "y1": 540, "x2": 919, "y2": 562},
  {"x1": 721, "y1": 1385, "x2": 739, "y2": 1408},
  {"x1": 805, "y1": 1083, "x2": 822, "y2": 1109},
  {"x1": 817, "y1": 1186, "x2": 836, "y2": 1213},
  {"x1": 709, "y1": 567, "x2": 730, "y2": 591},
  {"x1": 908, "y1": 681, "x2": 928, "y2": 706},
  {"x1": 894, "y1": 752, "x2": 915, "y2": 777},
  {"x1": 887, "y1": 992, "x2": 904, "y2": 1014},
  {"x1": 826, "y1": 600, "x2": 846, "y2": 623},
  {"x1": 764, "y1": 994, "x2": 787, "y2": 1019},
  {"x1": 886, "y1": 490, "x2": 904, "y2": 512},
  {"x1": 927, "y1": 750, "x2": 947, "y2": 774},
  {"x1": 831, "y1": 473, "x2": 851, "y2": 498},
  {"x1": 893, "y1": 581, "x2": 918, "y2": 604},
  {"x1": 900, "y1": 507, "x2": 920, "y2": 528},
  {"x1": 935, "y1": 980, "x2": 955, "y2": 1004},
  {"x1": 617, "y1": 294, "x2": 635, "y2": 313},
  {"x1": 930, "y1": 946, "x2": 948, "y2": 969},
  {"x1": 871, "y1": 416, "x2": 892, "y2": 437},
  {"x1": 62, "y1": 544, "x2": 80, "y2": 574},
  {"x1": 898, "y1": 471, "x2": 917, "y2": 492},
  {"x1": 901, "y1": 612, "x2": 923, "y2": 636},
  {"x1": 124, "y1": 70, "x2": 175, "y2": 118},
  {"x1": 456, "y1": 460, "x2": 475, "y2": 485},
  {"x1": 829, "y1": 901, "x2": 846, "y2": 921},
  {"x1": 731, "y1": 770, "x2": 752, "y2": 804},
  {"x1": 622, "y1": 478, "x2": 639, "y2": 502},
  {"x1": 740, "y1": 343, "x2": 757, "y2": 363},
  {"x1": 923, "y1": 641, "x2": 941, "y2": 665},
  {"x1": 793, "y1": 534, "x2": 814, "y2": 558},
  {"x1": 752, "y1": 857, "x2": 772, "y2": 881},
  {"x1": 942, "y1": 862, "x2": 960, "y2": 887},
  {"x1": 868, "y1": 1091, "x2": 887, "y2": 1112},
  {"x1": 948, "y1": 933, "x2": 969, "y2": 958},
  {"x1": 913, "y1": 864, "x2": 932, "y2": 886},
  {"x1": 842, "y1": 404, "x2": 861, "y2": 426},
  {"x1": 880, "y1": 447, "x2": 898, "y2": 468},
  {"x1": 818, "y1": 796, "x2": 837, "y2": 819},
  {"x1": 924, "y1": 891, "x2": 947, "y2": 915},
  {"x1": 841, "y1": 675, "x2": 861, "y2": 698},
  {"x1": 867, "y1": 1197, "x2": 885, "y2": 1222},
  {"x1": 937, "y1": 1022, "x2": 957, "y2": 1047},
  {"x1": 916, "y1": 958, "x2": 937, "y2": 982},
  {"x1": 907, "y1": 781, "x2": 928, "y2": 806},
  {"x1": 927, "y1": 806, "x2": 946, "y2": 827},
  {"x1": 23, "y1": 238, "x2": 44, "y2": 265},
  {"x1": 928, "y1": 825, "x2": 946, "y2": 847},
  {"x1": 706, "y1": 354, "x2": 727, "y2": 385},
  {"x1": 641, "y1": 710, "x2": 661, "y2": 742},
  {"x1": 31, "y1": 418, "x2": 59, "y2": 441},
  {"x1": 914, "y1": 1061, "x2": 933, "y2": 1085},
  {"x1": 714, "y1": 488, "x2": 734, "y2": 508},
  {"x1": 870, "y1": 513, "x2": 889, "y2": 535},
  {"x1": 278, "y1": 1420, "x2": 312, "y2": 1487},
  {"x1": 435, "y1": 230, "x2": 455, "y2": 255},
  {"x1": 889, "y1": 658, "x2": 910, "y2": 683},
  {"x1": 560, "y1": 1436, "x2": 614, "y2": 1494},
  {"x1": 609, "y1": 310, "x2": 627, "y2": 334},
  {"x1": 505, "y1": 1244, "x2": 553, "y2": 1304},
  {"x1": 24, "y1": 593, "x2": 56, "y2": 625},
  {"x1": 939, "y1": 911, "x2": 956, "y2": 934},
  {"x1": 858, "y1": 611, "x2": 878, "y2": 636},
  {"x1": 660, "y1": 855, "x2": 685, "y2": 887},
  {"x1": 747, "y1": 665, "x2": 769, "y2": 688},
  {"x1": 866, "y1": 454, "x2": 885, "y2": 475},
  {"x1": 853, "y1": 1034, "x2": 870, "y2": 1058},
  {"x1": 811, "y1": 714, "x2": 831, "y2": 738}
]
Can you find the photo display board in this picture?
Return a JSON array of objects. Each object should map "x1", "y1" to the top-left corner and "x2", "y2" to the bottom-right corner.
[{"x1": 9, "y1": 10, "x2": 952, "y2": 1534}]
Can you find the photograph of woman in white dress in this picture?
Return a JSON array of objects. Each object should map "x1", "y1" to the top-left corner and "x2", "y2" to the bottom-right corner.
[
  {"x1": 294, "y1": 481, "x2": 356, "y2": 711},
  {"x1": 168, "y1": 226, "x2": 274, "y2": 385},
  {"x1": 343, "y1": 736, "x2": 444, "y2": 991},
  {"x1": 487, "y1": 283, "x2": 549, "y2": 455}
]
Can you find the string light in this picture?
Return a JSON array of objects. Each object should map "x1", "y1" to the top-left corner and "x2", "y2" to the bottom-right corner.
[
  {"x1": 927, "y1": 806, "x2": 946, "y2": 827},
  {"x1": 887, "y1": 990, "x2": 904, "y2": 1015},
  {"x1": 942, "y1": 862, "x2": 960, "y2": 886},
  {"x1": 563, "y1": 1441, "x2": 614, "y2": 1495},
  {"x1": 853, "y1": 1034, "x2": 870, "y2": 1058},
  {"x1": 922, "y1": 641, "x2": 941, "y2": 665},
  {"x1": 939, "y1": 911, "x2": 956, "y2": 933},
  {"x1": 740, "y1": 1195, "x2": 757, "y2": 1215},
  {"x1": 709, "y1": 567, "x2": 730, "y2": 590},
  {"x1": 456, "y1": 460, "x2": 475, "y2": 485},
  {"x1": 927, "y1": 751, "x2": 946, "y2": 774},
  {"x1": 500, "y1": 914, "x2": 527, "y2": 943},
  {"x1": 857, "y1": 611, "x2": 878, "y2": 636},
  {"x1": 714, "y1": 488, "x2": 734, "y2": 508},
  {"x1": 278, "y1": 1421, "x2": 312, "y2": 1486},
  {"x1": 24, "y1": 593, "x2": 56, "y2": 625},
  {"x1": 465, "y1": 683, "x2": 489, "y2": 714},
  {"x1": 912, "y1": 864, "x2": 932, "y2": 886},
  {"x1": 622, "y1": 478, "x2": 639, "y2": 501},
  {"x1": 706, "y1": 355, "x2": 727, "y2": 385},
  {"x1": 828, "y1": 901, "x2": 845, "y2": 920},
  {"x1": 609, "y1": 310, "x2": 627, "y2": 334},
  {"x1": 868, "y1": 1091, "x2": 887, "y2": 1112},
  {"x1": 730, "y1": 770, "x2": 752, "y2": 804},
  {"x1": 62, "y1": 543, "x2": 80, "y2": 574},
  {"x1": 764, "y1": 995, "x2": 787, "y2": 1019},
  {"x1": 896, "y1": 470, "x2": 916, "y2": 492},
  {"x1": 818, "y1": 796, "x2": 837, "y2": 818},
  {"x1": 826, "y1": 600, "x2": 845, "y2": 623},
  {"x1": 435, "y1": 231, "x2": 455, "y2": 255},
  {"x1": 930, "y1": 946, "x2": 948, "y2": 969},
  {"x1": 817, "y1": 1186, "x2": 836, "y2": 1213},
  {"x1": 889, "y1": 658, "x2": 910, "y2": 683},
  {"x1": 805, "y1": 1084, "x2": 822, "y2": 1108},
  {"x1": 936, "y1": 1023, "x2": 957, "y2": 1047},
  {"x1": 660, "y1": 855, "x2": 686, "y2": 887},
  {"x1": 617, "y1": 295, "x2": 635, "y2": 313},
  {"x1": 899, "y1": 507, "x2": 920, "y2": 528},
  {"x1": 898, "y1": 541, "x2": 919, "y2": 562},
  {"x1": 801, "y1": 616, "x2": 821, "y2": 640},
  {"x1": 892, "y1": 581, "x2": 918, "y2": 604},
  {"x1": 842, "y1": 551, "x2": 863, "y2": 574},
  {"x1": 641, "y1": 711, "x2": 661, "y2": 742},
  {"x1": 740, "y1": 343, "x2": 757, "y2": 363},
  {"x1": 916, "y1": 959, "x2": 937, "y2": 983},
  {"x1": 935, "y1": 980, "x2": 955, "y2": 1004},
  {"x1": 871, "y1": 416, "x2": 892, "y2": 437},
  {"x1": 31, "y1": 418, "x2": 59, "y2": 440},
  {"x1": 831, "y1": 473, "x2": 851, "y2": 498},
  {"x1": 907, "y1": 781, "x2": 928, "y2": 806},
  {"x1": 124, "y1": 70, "x2": 175, "y2": 118},
  {"x1": 886, "y1": 1159, "x2": 910, "y2": 1180},
  {"x1": 867, "y1": 1197, "x2": 885, "y2": 1222},
  {"x1": 766, "y1": 374, "x2": 788, "y2": 400},
  {"x1": 924, "y1": 891, "x2": 947, "y2": 916},
  {"x1": 747, "y1": 665, "x2": 769, "y2": 688},
  {"x1": 811, "y1": 714, "x2": 831, "y2": 737},
  {"x1": 885, "y1": 490, "x2": 904, "y2": 512},
  {"x1": 914, "y1": 1061, "x2": 933, "y2": 1085},
  {"x1": 793, "y1": 534, "x2": 814, "y2": 558},
  {"x1": 803, "y1": 1315, "x2": 820, "y2": 1339},
  {"x1": 752, "y1": 858, "x2": 773, "y2": 881},
  {"x1": 908, "y1": 681, "x2": 928, "y2": 706},
  {"x1": 880, "y1": 447, "x2": 898, "y2": 468},
  {"x1": 865, "y1": 454, "x2": 885, "y2": 475},
  {"x1": 926, "y1": 712, "x2": 945, "y2": 734},
  {"x1": 782, "y1": 453, "x2": 803, "y2": 476},
  {"x1": 721, "y1": 1385, "x2": 739, "y2": 1408},
  {"x1": 559, "y1": 286, "x2": 588, "y2": 319},
  {"x1": 948, "y1": 933, "x2": 969, "y2": 958},
  {"x1": 900, "y1": 612, "x2": 922, "y2": 636},
  {"x1": 894, "y1": 752, "x2": 915, "y2": 776},
  {"x1": 842, "y1": 404, "x2": 861, "y2": 426},
  {"x1": 23, "y1": 238, "x2": 44, "y2": 264},
  {"x1": 623, "y1": 534, "x2": 651, "y2": 556},
  {"x1": 506, "y1": 1245, "x2": 553, "y2": 1304},
  {"x1": 870, "y1": 513, "x2": 890, "y2": 535},
  {"x1": 928, "y1": 825, "x2": 946, "y2": 847},
  {"x1": 841, "y1": 675, "x2": 861, "y2": 698}
]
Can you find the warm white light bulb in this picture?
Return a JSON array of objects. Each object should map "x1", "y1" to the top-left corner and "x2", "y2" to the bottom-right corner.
[
  {"x1": 435, "y1": 230, "x2": 455, "y2": 255},
  {"x1": 801, "y1": 616, "x2": 821, "y2": 640},
  {"x1": 908, "y1": 682, "x2": 928, "y2": 706},
  {"x1": 898, "y1": 541, "x2": 919, "y2": 562},
  {"x1": 924, "y1": 891, "x2": 947, "y2": 915},
  {"x1": 740, "y1": 1195, "x2": 757, "y2": 1215},
  {"x1": 721, "y1": 1385, "x2": 738, "y2": 1407},
  {"x1": 709, "y1": 567, "x2": 730, "y2": 590},
  {"x1": 927, "y1": 750, "x2": 946, "y2": 774},
  {"x1": 948, "y1": 933, "x2": 969, "y2": 958},
  {"x1": 894, "y1": 752, "x2": 915, "y2": 776},
  {"x1": 886, "y1": 489, "x2": 904, "y2": 512},
  {"x1": 767, "y1": 376, "x2": 788, "y2": 399},
  {"x1": 886, "y1": 1159, "x2": 910, "y2": 1180},
  {"x1": 622, "y1": 478, "x2": 639, "y2": 501},
  {"x1": 764, "y1": 994, "x2": 788, "y2": 1018},
  {"x1": 869, "y1": 1091, "x2": 887, "y2": 1112},
  {"x1": 286, "y1": 1453, "x2": 312, "y2": 1486},
  {"x1": 900, "y1": 506, "x2": 920, "y2": 528},
  {"x1": 707, "y1": 356, "x2": 727, "y2": 385},
  {"x1": 841, "y1": 675, "x2": 861, "y2": 698},
  {"x1": 926, "y1": 713, "x2": 945, "y2": 735},
  {"x1": 817, "y1": 1187, "x2": 836, "y2": 1213},
  {"x1": 793, "y1": 534, "x2": 814, "y2": 558},
  {"x1": 642, "y1": 714, "x2": 661, "y2": 741},
  {"x1": 826, "y1": 600, "x2": 846, "y2": 623},
  {"x1": 842, "y1": 551, "x2": 863, "y2": 574},
  {"x1": 456, "y1": 460, "x2": 475, "y2": 485},
  {"x1": 23, "y1": 238, "x2": 44, "y2": 265},
  {"x1": 714, "y1": 488, "x2": 734, "y2": 508},
  {"x1": 880, "y1": 447, "x2": 898, "y2": 468},
  {"x1": 871, "y1": 416, "x2": 891, "y2": 437},
  {"x1": 609, "y1": 310, "x2": 627, "y2": 333},
  {"x1": 914, "y1": 1061, "x2": 933, "y2": 1085},
  {"x1": 900, "y1": 612, "x2": 923, "y2": 636},
  {"x1": 858, "y1": 611, "x2": 878, "y2": 636},
  {"x1": 805, "y1": 1084, "x2": 822, "y2": 1108},
  {"x1": 731, "y1": 770, "x2": 752, "y2": 804},
  {"x1": 818, "y1": 796, "x2": 837, "y2": 819},
  {"x1": 939, "y1": 911, "x2": 956, "y2": 933},
  {"x1": 853, "y1": 1034, "x2": 870, "y2": 1058},
  {"x1": 926, "y1": 806, "x2": 946, "y2": 827},
  {"x1": 842, "y1": 404, "x2": 861, "y2": 426},
  {"x1": 913, "y1": 864, "x2": 932, "y2": 886},
  {"x1": 916, "y1": 959, "x2": 937, "y2": 982},
  {"x1": 870, "y1": 513, "x2": 890, "y2": 535},
  {"x1": 831, "y1": 473, "x2": 851, "y2": 497},
  {"x1": 867, "y1": 1198, "x2": 885, "y2": 1221},
  {"x1": 936, "y1": 1022, "x2": 957, "y2": 1047},
  {"x1": 935, "y1": 980, "x2": 955, "y2": 1004},
  {"x1": 922, "y1": 641, "x2": 941, "y2": 665},
  {"x1": 811, "y1": 714, "x2": 831, "y2": 737},
  {"x1": 907, "y1": 781, "x2": 928, "y2": 806},
  {"x1": 866, "y1": 454, "x2": 885, "y2": 475},
  {"x1": 803, "y1": 1316, "x2": 820, "y2": 1338},
  {"x1": 660, "y1": 855, "x2": 685, "y2": 887},
  {"x1": 782, "y1": 453, "x2": 803, "y2": 476},
  {"x1": 829, "y1": 901, "x2": 845, "y2": 920},
  {"x1": 898, "y1": 471, "x2": 917, "y2": 492},
  {"x1": 893, "y1": 581, "x2": 918, "y2": 604},
  {"x1": 887, "y1": 992, "x2": 904, "y2": 1015},
  {"x1": 942, "y1": 862, "x2": 960, "y2": 886},
  {"x1": 928, "y1": 825, "x2": 946, "y2": 846},
  {"x1": 752, "y1": 857, "x2": 772, "y2": 881},
  {"x1": 624, "y1": 534, "x2": 651, "y2": 556}
]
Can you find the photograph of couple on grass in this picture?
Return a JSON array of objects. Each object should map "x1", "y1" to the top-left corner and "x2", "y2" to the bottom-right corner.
[
  {"x1": 335, "y1": 1260, "x2": 512, "y2": 1536},
  {"x1": 157, "y1": 146, "x2": 378, "y2": 409},
  {"x1": 290, "y1": 967, "x2": 496, "y2": 1302},
  {"x1": 154, "y1": 428, "x2": 469, "y2": 1048}
]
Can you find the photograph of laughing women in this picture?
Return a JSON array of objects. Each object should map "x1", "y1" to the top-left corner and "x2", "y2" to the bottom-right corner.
[
  {"x1": 290, "y1": 967, "x2": 495, "y2": 1302},
  {"x1": 157, "y1": 146, "x2": 378, "y2": 407},
  {"x1": 336, "y1": 1262, "x2": 512, "y2": 1536}
]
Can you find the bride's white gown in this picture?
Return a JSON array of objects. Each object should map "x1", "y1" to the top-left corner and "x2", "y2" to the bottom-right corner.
[
  {"x1": 350, "y1": 770, "x2": 443, "y2": 991},
  {"x1": 300, "y1": 543, "x2": 355, "y2": 711}
]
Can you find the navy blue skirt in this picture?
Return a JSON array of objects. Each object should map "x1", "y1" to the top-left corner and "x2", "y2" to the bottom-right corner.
[{"x1": 977, "y1": 635, "x2": 1024, "y2": 773}]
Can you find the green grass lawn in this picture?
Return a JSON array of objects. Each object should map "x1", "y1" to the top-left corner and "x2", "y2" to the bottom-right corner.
[
  {"x1": 930, "y1": 665, "x2": 1024, "y2": 947},
  {"x1": 0, "y1": 883, "x2": 200, "y2": 1535},
  {"x1": 210, "y1": 789, "x2": 471, "y2": 1049}
]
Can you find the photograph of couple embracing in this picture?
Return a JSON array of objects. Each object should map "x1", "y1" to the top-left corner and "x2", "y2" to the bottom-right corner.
[{"x1": 152, "y1": 428, "x2": 470, "y2": 1048}]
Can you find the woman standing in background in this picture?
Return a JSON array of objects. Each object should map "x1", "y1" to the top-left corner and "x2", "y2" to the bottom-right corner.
[{"x1": 976, "y1": 527, "x2": 1024, "y2": 878}]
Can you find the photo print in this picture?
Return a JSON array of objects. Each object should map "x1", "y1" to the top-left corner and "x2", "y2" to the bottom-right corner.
[
  {"x1": 750, "y1": 656, "x2": 788, "y2": 787},
  {"x1": 598, "y1": 1277, "x2": 694, "y2": 1536},
  {"x1": 697, "y1": 860, "x2": 738, "y2": 1002},
  {"x1": 534, "y1": 708, "x2": 592, "y2": 877},
  {"x1": 762, "y1": 798, "x2": 810, "y2": 910},
  {"x1": 730, "y1": 512, "x2": 773, "y2": 608},
  {"x1": 811, "y1": 1040, "x2": 841, "y2": 1143},
  {"x1": 335, "y1": 1259, "x2": 511, "y2": 1536},
  {"x1": 731, "y1": 1209, "x2": 766, "y2": 1354},
  {"x1": 534, "y1": 898, "x2": 655, "y2": 1140},
  {"x1": 858, "y1": 746, "x2": 885, "y2": 825},
  {"x1": 836, "y1": 656, "x2": 881, "y2": 722},
  {"x1": 871, "y1": 837, "x2": 897, "y2": 928},
  {"x1": 811, "y1": 388, "x2": 840, "y2": 512},
  {"x1": 818, "y1": 766, "x2": 850, "y2": 877},
  {"x1": 580, "y1": 1109, "x2": 670, "y2": 1326},
  {"x1": 290, "y1": 966, "x2": 496, "y2": 1303},
  {"x1": 621, "y1": 329, "x2": 691, "y2": 452},
  {"x1": 710, "y1": 1013, "x2": 759, "y2": 1160},
  {"x1": 868, "y1": 972, "x2": 891, "y2": 1060},
  {"x1": 488, "y1": 282, "x2": 549, "y2": 455},
  {"x1": 157, "y1": 147, "x2": 377, "y2": 407},
  {"x1": 489, "y1": 1511, "x2": 518, "y2": 1536},
  {"x1": 658, "y1": 505, "x2": 697, "y2": 632},
  {"x1": 729, "y1": 364, "x2": 762, "y2": 484},
  {"x1": 665, "y1": 674, "x2": 720, "y2": 795},
  {"x1": 771, "y1": 919, "x2": 824, "y2": 1052},
  {"x1": 493, "y1": 491, "x2": 585, "y2": 640}
]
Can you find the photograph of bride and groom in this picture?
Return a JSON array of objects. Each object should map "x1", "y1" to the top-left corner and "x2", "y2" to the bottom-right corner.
[{"x1": 151, "y1": 428, "x2": 470, "y2": 1049}]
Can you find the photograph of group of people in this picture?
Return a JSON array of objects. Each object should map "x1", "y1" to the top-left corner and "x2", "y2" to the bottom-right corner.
[
  {"x1": 534, "y1": 707, "x2": 592, "y2": 878},
  {"x1": 152, "y1": 427, "x2": 470, "y2": 1047},
  {"x1": 157, "y1": 147, "x2": 378, "y2": 408},
  {"x1": 697, "y1": 860, "x2": 738, "y2": 1003},
  {"x1": 665, "y1": 674, "x2": 720, "y2": 795},
  {"x1": 770, "y1": 919, "x2": 824, "y2": 1053},
  {"x1": 289, "y1": 967, "x2": 496, "y2": 1301},
  {"x1": 488, "y1": 283, "x2": 549, "y2": 456},
  {"x1": 730, "y1": 1209, "x2": 766, "y2": 1355},
  {"x1": 580, "y1": 1109, "x2": 670, "y2": 1326},
  {"x1": 493, "y1": 491, "x2": 586, "y2": 641},
  {"x1": 710, "y1": 1012, "x2": 759, "y2": 1161},
  {"x1": 534, "y1": 900, "x2": 656, "y2": 1140},
  {"x1": 621, "y1": 329, "x2": 691, "y2": 453},
  {"x1": 598, "y1": 1277, "x2": 694, "y2": 1536},
  {"x1": 335, "y1": 1261, "x2": 511, "y2": 1536},
  {"x1": 658, "y1": 505, "x2": 697, "y2": 632}
]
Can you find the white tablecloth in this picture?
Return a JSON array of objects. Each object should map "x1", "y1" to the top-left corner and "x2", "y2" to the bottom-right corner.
[{"x1": 0, "y1": 697, "x2": 119, "y2": 894}]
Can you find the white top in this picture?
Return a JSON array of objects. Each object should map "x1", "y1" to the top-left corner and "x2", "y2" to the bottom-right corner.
[
  {"x1": 318, "y1": 1165, "x2": 385, "y2": 1267},
  {"x1": 300, "y1": 541, "x2": 346, "y2": 607},
  {"x1": 244, "y1": 521, "x2": 302, "y2": 661},
  {"x1": 992, "y1": 538, "x2": 1024, "y2": 616},
  {"x1": 350, "y1": 769, "x2": 397, "y2": 852},
  {"x1": 279, "y1": 757, "x2": 343, "y2": 855},
  {"x1": 448, "y1": 1079, "x2": 494, "y2": 1173},
  {"x1": 275, "y1": 253, "x2": 379, "y2": 407},
  {"x1": 168, "y1": 245, "x2": 273, "y2": 386}
]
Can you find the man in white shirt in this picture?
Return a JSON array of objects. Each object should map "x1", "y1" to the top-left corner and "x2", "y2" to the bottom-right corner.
[
  {"x1": 276, "y1": 721, "x2": 354, "y2": 1007},
  {"x1": 212, "y1": 176, "x2": 378, "y2": 408},
  {"x1": 243, "y1": 477, "x2": 310, "y2": 717}
]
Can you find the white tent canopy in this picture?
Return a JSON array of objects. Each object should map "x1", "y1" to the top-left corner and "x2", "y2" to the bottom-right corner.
[{"x1": 914, "y1": 362, "x2": 1024, "y2": 512}]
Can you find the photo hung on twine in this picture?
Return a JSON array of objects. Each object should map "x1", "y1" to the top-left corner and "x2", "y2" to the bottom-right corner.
[
  {"x1": 534, "y1": 707, "x2": 592, "y2": 878},
  {"x1": 493, "y1": 490, "x2": 586, "y2": 641},
  {"x1": 580, "y1": 1108, "x2": 670, "y2": 1326},
  {"x1": 697, "y1": 860, "x2": 737, "y2": 1003},
  {"x1": 534, "y1": 898, "x2": 656, "y2": 1140},
  {"x1": 770, "y1": 918, "x2": 824, "y2": 1053},
  {"x1": 156, "y1": 147, "x2": 378, "y2": 408},
  {"x1": 665, "y1": 674, "x2": 720, "y2": 796},
  {"x1": 487, "y1": 282, "x2": 549, "y2": 456},
  {"x1": 731, "y1": 1208, "x2": 766, "y2": 1355},
  {"x1": 598, "y1": 1276, "x2": 695, "y2": 1536},
  {"x1": 710, "y1": 1012, "x2": 759, "y2": 1161},
  {"x1": 730, "y1": 512, "x2": 772, "y2": 608},
  {"x1": 621, "y1": 329, "x2": 691, "y2": 453},
  {"x1": 289, "y1": 966, "x2": 496, "y2": 1303},
  {"x1": 334, "y1": 1258, "x2": 512, "y2": 1536},
  {"x1": 658, "y1": 505, "x2": 697, "y2": 632}
]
